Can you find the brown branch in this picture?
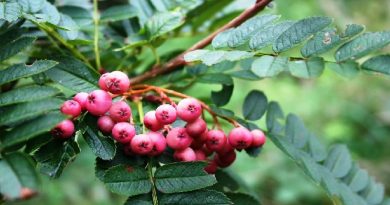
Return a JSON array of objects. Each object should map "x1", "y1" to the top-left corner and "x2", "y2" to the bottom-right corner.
[{"x1": 129, "y1": 0, "x2": 273, "y2": 85}]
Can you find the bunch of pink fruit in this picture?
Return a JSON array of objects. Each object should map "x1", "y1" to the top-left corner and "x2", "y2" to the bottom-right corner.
[{"x1": 51, "y1": 71, "x2": 266, "y2": 173}]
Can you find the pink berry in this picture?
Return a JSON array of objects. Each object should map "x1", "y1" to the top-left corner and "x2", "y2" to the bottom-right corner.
[
  {"x1": 131, "y1": 134, "x2": 153, "y2": 155},
  {"x1": 148, "y1": 132, "x2": 167, "y2": 156},
  {"x1": 86, "y1": 90, "x2": 112, "y2": 116},
  {"x1": 109, "y1": 101, "x2": 131, "y2": 122},
  {"x1": 202, "y1": 144, "x2": 213, "y2": 156},
  {"x1": 166, "y1": 127, "x2": 193, "y2": 150},
  {"x1": 60, "y1": 100, "x2": 82, "y2": 118},
  {"x1": 155, "y1": 104, "x2": 177, "y2": 125},
  {"x1": 214, "y1": 151, "x2": 236, "y2": 168},
  {"x1": 251, "y1": 129, "x2": 266, "y2": 147},
  {"x1": 174, "y1": 147, "x2": 196, "y2": 162},
  {"x1": 177, "y1": 98, "x2": 202, "y2": 122},
  {"x1": 186, "y1": 118, "x2": 207, "y2": 137},
  {"x1": 112, "y1": 122, "x2": 136, "y2": 143},
  {"x1": 217, "y1": 141, "x2": 234, "y2": 156},
  {"x1": 191, "y1": 131, "x2": 208, "y2": 149},
  {"x1": 98, "y1": 73, "x2": 110, "y2": 91},
  {"x1": 194, "y1": 149, "x2": 207, "y2": 161},
  {"x1": 206, "y1": 130, "x2": 227, "y2": 152},
  {"x1": 228, "y1": 127, "x2": 253, "y2": 149},
  {"x1": 144, "y1": 111, "x2": 163, "y2": 131},
  {"x1": 99, "y1": 71, "x2": 130, "y2": 94},
  {"x1": 51, "y1": 119, "x2": 74, "y2": 139},
  {"x1": 204, "y1": 160, "x2": 218, "y2": 174},
  {"x1": 73, "y1": 92, "x2": 89, "y2": 110},
  {"x1": 97, "y1": 116, "x2": 115, "y2": 134}
]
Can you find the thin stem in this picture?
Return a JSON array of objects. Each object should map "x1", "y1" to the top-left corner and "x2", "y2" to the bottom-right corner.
[
  {"x1": 147, "y1": 162, "x2": 158, "y2": 205},
  {"x1": 129, "y1": 0, "x2": 273, "y2": 84},
  {"x1": 124, "y1": 84, "x2": 240, "y2": 127},
  {"x1": 93, "y1": 0, "x2": 102, "y2": 69},
  {"x1": 149, "y1": 46, "x2": 160, "y2": 65},
  {"x1": 36, "y1": 22, "x2": 93, "y2": 69},
  {"x1": 136, "y1": 100, "x2": 146, "y2": 133}
]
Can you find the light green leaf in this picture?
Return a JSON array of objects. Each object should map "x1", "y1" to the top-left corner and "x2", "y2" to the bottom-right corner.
[
  {"x1": 184, "y1": 49, "x2": 254, "y2": 66},
  {"x1": 198, "y1": 73, "x2": 233, "y2": 85},
  {"x1": 35, "y1": 2, "x2": 61, "y2": 25},
  {"x1": 103, "y1": 165, "x2": 151, "y2": 196},
  {"x1": 266, "y1": 101, "x2": 285, "y2": 135},
  {"x1": 243, "y1": 90, "x2": 268, "y2": 121},
  {"x1": 34, "y1": 139, "x2": 80, "y2": 178},
  {"x1": 227, "y1": 14, "x2": 280, "y2": 48},
  {"x1": 342, "y1": 24, "x2": 365, "y2": 38},
  {"x1": 0, "y1": 2, "x2": 22, "y2": 22},
  {"x1": 228, "y1": 69, "x2": 260, "y2": 80},
  {"x1": 18, "y1": 0, "x2": 45, "y2": 13},
  {"x1": 0, "y1": 85, "x2": 60, "y2": 106},
  {"x1": 273, "y1": 17, "x2": 332, "y2": 52},
  {"x1": 288, "y1": 57, "x2": 325, "y2": 78},
  {"x1": 335, "y1": 31, "x2": 390, "y2": 62},
  {"x1": 307, "y1": 134, "x2": 327, "y2": 162},
  {"x1": 146, "y1": 11, "x2": 184, "y2": 39},
  {"x1": 361, "y1": 55, "x2": 390, "y2": 75},
  {"x1": 58, "y1": 6, "x2": 92, "y2": 26},
  {"x1": 0, "y1": 112, "x2": 66, "y2": 149},
  {"x1": 249, "y1": 21, "x2": 295, "y2": 50},
  {"x1": 0, "y1": 36, "x2": 36, "y2": 61},
  {"x1": 0, "y1": 98, "x2": 63, "y2": 126},
  {"x1": 155, "y1": 162, "x2": 217, "y2": 193},
  {"x1": 0, "y1": 152, "x2": 39, "y2": 199},
  {"x1": 212, "y1": 28, "x2": 234, "y2": 49},
  {"x1": 324, "y1": 145, "x2": 352, "y2": 178},
  {"x1": 345, "y1": 164, "x2": 370, "y2": 192},
  {"x1": 327, "y1": 61, "x2": 360, "y2": 78},
  {"x1": 58, "y1": 14, "x2": 79, "y2": 40},
  {"x1": 100, "y1": 5, "x2": 137, "y2": 22},
  {"x1": 301, "y1": 28, "x2": 342, "y2": 57},
  {"x1": 364, "y1": 181, "x2": 385, "y2": 205},
  {"x1": 251, "y1": 55, "x2": 288, "y2": 77},
  {"x1": 159, "y1": 190, "x2": 231, "y2": 205},
  {"x1": 0, "y1": 60, "x2": 58, "y2": 86}
]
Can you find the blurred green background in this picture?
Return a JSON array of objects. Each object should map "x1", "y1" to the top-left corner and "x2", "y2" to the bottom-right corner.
[{"x1": 10, "y1": 0, "x2": 390, "y2": 204}]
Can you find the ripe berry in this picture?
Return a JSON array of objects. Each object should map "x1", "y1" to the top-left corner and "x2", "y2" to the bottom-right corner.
[
  {"x1": 97, "y1": 116, "x2": 115, "y2": 134},
  {"x1": 173, "y1": 147, "x2": 196, "y2": 162},
  {"x1": 251, "y1": 129, "x2": 266, "y2": 147},
  {"x1": 177, "y1": 98, "x2": 202, "y2": 122},
  {"x1": 99, "y1": 71, "x2": 130, "y2": 94},
  {"x1": 131, "y1": 134, "x2": 153, "y2": 155},
  {"x1": 51, "y1": 119, "x2": 74, "y2": 139},
  {"x1": 186, "y1": 118, "x2": 207, "y2": 137},
  {"x1": 217, "y1": 141, "x2": 234, "y2": 156},
  {"x1": 194, "y1": 149, "x2": 207, "y2": 161},
  {"x1": 204, "y1": 160, "x2": 218, "y2": 174},
  {"x1": 190, "y1": 131, "x2": 208, "y2": 149},
  {"x1": 155, "y1": 104, "x2": 177, "y2": 125},
  {"x1": 214, "y1": 151, "x2": 236, "y2": 168},
  {"x1": 202, "y1": 144, "x2": 213, "y2": 156},
  {"x1": 60, "y1": 100, "x2": 82, "y2": 118},
  {"x1": 166, "y1": 127, "x2": 193, "y2": 150},
  {"x1": 109, "y1": 101, "x2": 131, "y2": 122},
  {"x1": 206, "y1": 130, "x2": 227, "y2": 152},
  {"x1": 86, "y1": 90, "x2": 112, "y2": 116},
  {"x1": 73, "y1": 92, "x2": 89, "y2": 110},
  {"x1": 98, "y1": 73, "x2": 110, "y2": 91},
  {"x1": 148, "y1": 132, "x2": 167, "y2": 156},
  {"x1": 144, "y1": 111, "x2": 163, "y2": 131},
  {"x1": 112, "y1": 122, "x2": 136, "y2": 143},
  {"x1": 228, "y1": 127, "x2": 253, "y2": 149}
]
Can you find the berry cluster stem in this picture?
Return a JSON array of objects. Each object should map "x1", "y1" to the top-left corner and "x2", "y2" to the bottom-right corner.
[{"x1": 124, "y1": 84, "x2": 240, "y2": 128}]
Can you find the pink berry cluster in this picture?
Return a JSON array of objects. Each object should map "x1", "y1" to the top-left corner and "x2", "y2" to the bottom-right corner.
[{"x1": 51, "y1": 70, "x2": 267, "y2": 174}]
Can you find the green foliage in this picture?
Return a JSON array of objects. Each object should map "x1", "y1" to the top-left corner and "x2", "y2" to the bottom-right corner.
[
  {"x1": 154, "y1": 162, "x2": 217, "y2": 193},
  {"x1": 159, "y1": 190, "x2": 232, "y2": 205},
  {"x1": 0, "y1": 152, "x2": 39, "y2": 199},
  {"x1": 266, "y1": 102, "x2": 387, "y2": 205}
]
